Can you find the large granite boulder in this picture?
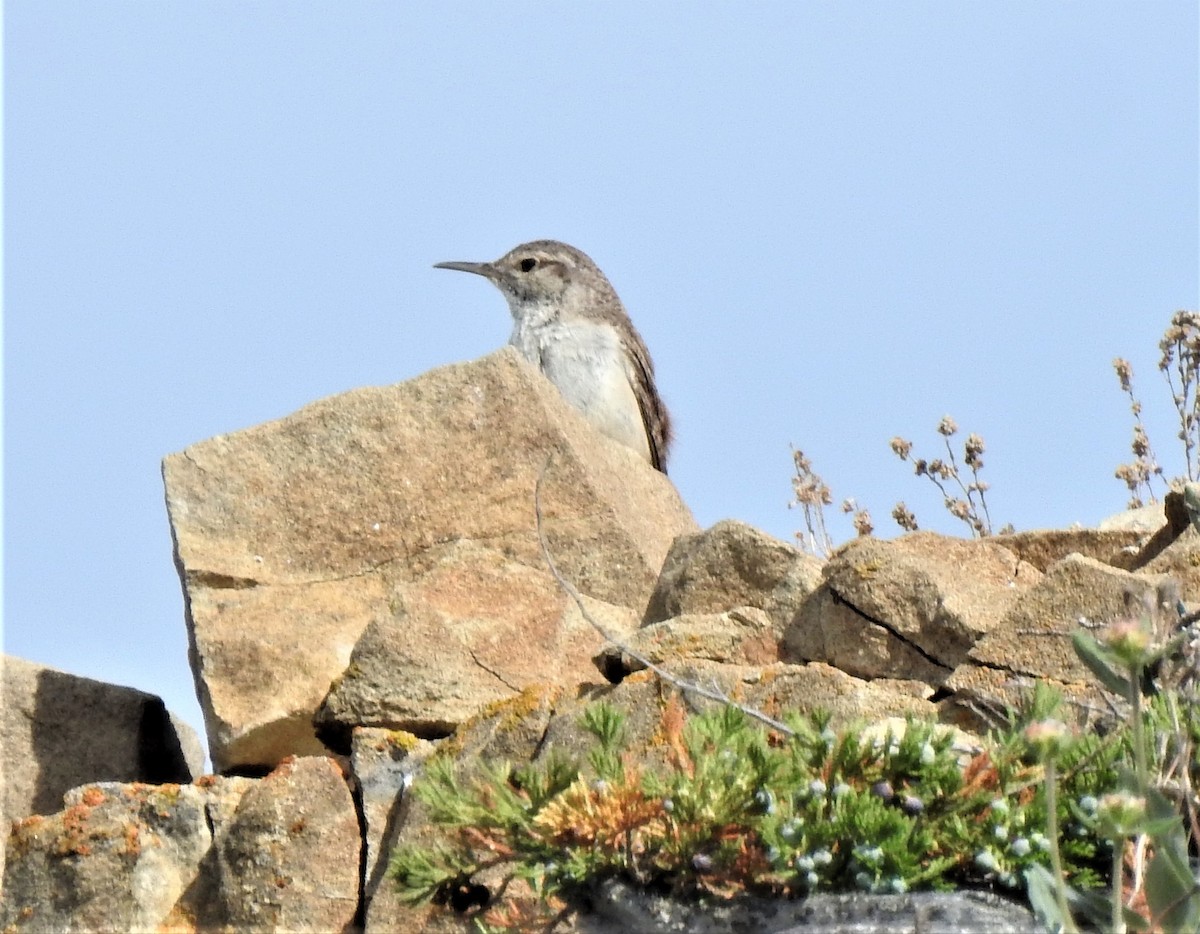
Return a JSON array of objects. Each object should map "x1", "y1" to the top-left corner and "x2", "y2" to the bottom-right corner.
[{"x1": 163, "y1": 348, "x2": 696, "y2": 771}]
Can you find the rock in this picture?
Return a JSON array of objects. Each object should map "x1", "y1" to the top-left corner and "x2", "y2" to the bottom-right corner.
[
  {"x1": 735, "y1": 661, "x2": 940, "y2": 728},
  {"x1": 786, "y1": 587, "x2": 954, "y2": 685},
  {"x1": 965, "y1": 554, "x2": 1161, "y2": 682},
  {"x1": 785, "y1": 534, "x2": 1039, "y2": 683},
  {"x1": 352, "y1": 728, "x2": 437, "y2": 910},
  {"x1": 1141, "y1": 526, "x2": 1200, "y2": 604},
  {"x1": 643, "y1": 519, "x2": 823, "y2": 630},
  {"x1": 943, "y1": 554, "x2": 1165, "y2": 728},
  {"x1": 193, "y1": 756, "x2": 360, "y2": 932},
  {"x1": 990, "y1": 527, "x2": 1148, "y2": 573},
  {"x1": 3, "y1": 757, "x2": 357, "y2": 933},
  {"x1": 314, "y1": 549, "x2": 639, "y2": 748},
  {"x1": 577, "y1": 879, "x2": 1037, "y2": 933},
  {"x1": 594, "y1": 606, "x2": 780, "y2": 679},
  {"x1": 1103, "y1": 491, "x2": 1192, "y2": 569},
  {"x1": 2, "y1": 776, "x2": 253, "y2": 932},
  {"x1": 163, "y1": 348, "x2": 695, "y2": 771},
  {"x1": 1, "y1": 655, "x2": 202, "y2": 826},
  {"x1": 551, "y1": 661, "x2": 940, "y2": 765},
  {"x1": 363, "y1": 686, "x2": 567, "y2": 934},
  {"x1": 1099, "y1": 501, "x2": 1172, "y2": 532}
]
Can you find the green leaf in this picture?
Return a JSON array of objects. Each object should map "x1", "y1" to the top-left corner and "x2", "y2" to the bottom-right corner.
[
  {"x1": 1024, "y1": 864, "x2": 1072, "y2": 933},
  {"x1": 1143, "y1": 788, "x2": 1200, "y2": 930},
  {"x1": 1071, "y1": 630, "x2": 1134, "y2": 696}
]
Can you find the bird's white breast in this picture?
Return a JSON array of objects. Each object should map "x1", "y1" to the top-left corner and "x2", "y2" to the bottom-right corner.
[{"x1": 508, "y1": 311, "x2": 651, "y2": 463}]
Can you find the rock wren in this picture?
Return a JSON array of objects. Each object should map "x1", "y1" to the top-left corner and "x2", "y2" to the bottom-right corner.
[{"x1": 435, "y1": 240, "x2": 673, "y2": 472}]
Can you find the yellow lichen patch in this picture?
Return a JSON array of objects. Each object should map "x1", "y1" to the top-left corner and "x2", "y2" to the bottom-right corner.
[
  {"x1": 436, "y1": 683, "x2": 563, "y2": 761},
  {"x1": 385, "y1": 729, "x2": 422, "y2": 752},
  {"x1": 139, "y1": 784, "x2": 183, "y2": 819},
  {"x1": 851, "y1": 559, "x2": 882, "y2": 579},
  {"x1": 479, "y1": 683, "x2": 559, "y2": 724}
]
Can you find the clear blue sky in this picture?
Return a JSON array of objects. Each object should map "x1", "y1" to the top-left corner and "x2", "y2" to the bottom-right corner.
[{"x1": 6, "y1": 3, "x2": 1198, "y2": 761}]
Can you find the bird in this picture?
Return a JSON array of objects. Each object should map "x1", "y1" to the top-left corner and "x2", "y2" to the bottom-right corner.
[{"x1": 434, "y1": 240, "x2": 672, "y2": 472}]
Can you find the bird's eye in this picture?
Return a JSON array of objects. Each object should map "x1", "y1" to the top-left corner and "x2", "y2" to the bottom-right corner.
[{"x1": 519, "y1": 257, "x2": 538, "y2": 272}]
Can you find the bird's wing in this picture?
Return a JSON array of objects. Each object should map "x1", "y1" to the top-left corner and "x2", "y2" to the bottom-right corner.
[{"x1": 621, "y1": 334, "x2": 672, "y2": 473}]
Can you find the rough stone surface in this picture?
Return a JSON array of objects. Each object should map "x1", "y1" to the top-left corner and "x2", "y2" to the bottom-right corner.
[
  {"x1": 315, "y1": 559, "x2": 639, "y2": 747},
  {"x1": 594, "y1": 606, "x2": 781, "y2": 679},
  {"x1": 1143, "y1": 525, "x2": 1200, "y2": 603},
  {"x1": 352, "y1": 727, "x2": 437, "y2": 911},
  {"x1": 510, "y1": 662, "x2": 942, "y2": 788},
  {"x1": 3, "y1": 759, "x2": 357, "y2": 933},
  {"x1": 785, "y1": 533, "x2": 1039, "y2": 683},
  {"x1": 194, "y1": 756, "x2": 360, "y2": 933},
  {"x1": 1099, "y1": 501, "x2": 1171, "y2": 532},
  {"x1": 943, "y1": 554, "x2": 1164, "y2": 728},
  {"x1": 1107, "y1": 491, "x2": 1192, "y2": 570},
  {"x1": 1, "y1": 655, "x2": 203, "y2": 827},
  {"x1": 163, "y1": 348, "x2": 695, "y2": 771},
  {"x1": 361, "y1": 687, "x2": 569, "y2": 934},
  {"x1": 643, "y1": 519, "x2": 823, "y2": 629},
  {"x1": 576, "y1": 880, "x2": 1038, "y2": 933},
  {"x1": 2, "y1": 776, "x2": 253, "y2": 933},
  {"x1": 966, "y1": 554, "x2": 1162, "y2": 682},
  {"x1": 991, "y1": 526, "x2": 1148, "y2": 573}
]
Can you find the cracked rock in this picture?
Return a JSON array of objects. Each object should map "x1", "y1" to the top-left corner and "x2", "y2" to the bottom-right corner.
[
  {"x1": 784, "y1": 533, "x2": 1039, "y2": 682},
  {"x1": 163, "y1": 348, "x2": 695, "y2": 772},
  {"x1": 314, "y1": 541, "x2": 639, "y2": 748},
  {"x1": 942, "y1": 554, "x2": 1166, "y2": 730}
]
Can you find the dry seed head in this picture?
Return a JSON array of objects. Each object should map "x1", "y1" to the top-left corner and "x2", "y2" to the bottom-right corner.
[
  {"x1": 890, "y1": 437, "x2": 913, "y2": 460},
  {"x1": 964, "y1": 433, "x2": 985, "y2": 469},
  {"x1": 928, "y1": 458, "x2": 955, "y2": 480},
  {"x1": 1112, "y1": 357, "x2": 1134, "y2": 393},
  {"x1": 852, "y1": 509, "x2": 874, "y2": 537},
  {"x1": 937, "y1": 416, "x2": 958, "y2": 437},
  {"x1": 892, "y1": 502, "x2": 918, "y2": 532},
  {"x1": 1159, "y1": 310, "x2": 1200, "y2": 371},
  {"x1": 790, "y1": 449, "x2": 832, "y2": 507},
  {"x1": 1131, "y1": 425, "x2": 1151, "y2": 458}
]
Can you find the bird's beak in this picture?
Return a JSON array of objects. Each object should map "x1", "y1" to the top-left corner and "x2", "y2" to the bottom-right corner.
[{"x1": 433, "y1": 260, "x2": 495, "y2": 279}]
